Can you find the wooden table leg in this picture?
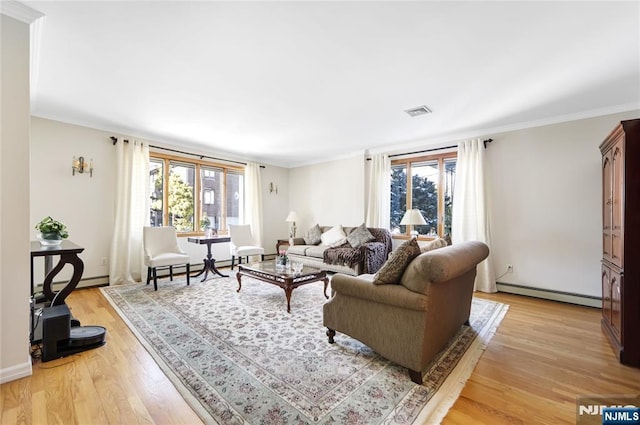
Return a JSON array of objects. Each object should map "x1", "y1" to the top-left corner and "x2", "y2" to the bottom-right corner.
[
  {"x1": 323, "y1": 277, "x2": 329, "y2": 299},
  {"x1": 284, "y1": 277, "x2": 293, "y2": 313},
  {"x1": 43, "y1": 252, "x2": 84, "y2": 307},
  {"x1": 236, "y1": 272, "x2": 242, "y2": 292},
  {"x1": 285, "y1": 287, "x2": 292, "y2": 313}
]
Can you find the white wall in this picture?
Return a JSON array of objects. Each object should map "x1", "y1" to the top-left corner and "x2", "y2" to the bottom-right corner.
[
  {"x1": 30, "y1": 117, "x2": 290, "y2": 284},
  {"x1": 487, "y1": 111, "x2": 639, "y2": 297},
  {"x1": 30, "y1": 117, "x2": 116, "y2": 283},
  {"x1": 287, "y1": 111, "x2": 640, "y2": 299},
  {"x1": 288, "y1": 155, "x2": 366, "y2": 234},
  {"x1": 260, "y1": 164, "x2": 290, "y2": 254},
  {"x1": 1, "y1": 14, "x2": 33, "y2": 383}
]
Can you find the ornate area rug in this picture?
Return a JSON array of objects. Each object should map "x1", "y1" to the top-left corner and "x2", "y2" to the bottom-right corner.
[{"x1": 101, "y1": 273, "x2": 508, "y2": 424}]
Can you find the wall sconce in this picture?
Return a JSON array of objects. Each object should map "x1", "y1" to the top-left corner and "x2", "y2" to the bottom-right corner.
[
  {"x1": 72, "y1": 156, "x2": 93, "y2": 177},
  {"x1": 268, "y1": 182, "x2": 278, "y2": 194}
]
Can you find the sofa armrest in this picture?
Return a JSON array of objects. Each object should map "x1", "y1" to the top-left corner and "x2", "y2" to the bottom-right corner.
[{"x1": 331, "y1": 273, "x2": 428, "y2": 311}]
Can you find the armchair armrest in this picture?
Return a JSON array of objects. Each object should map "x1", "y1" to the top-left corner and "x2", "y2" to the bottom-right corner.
[{"x1": 331, "y1": 274, "x2": 428, "y2": 311}]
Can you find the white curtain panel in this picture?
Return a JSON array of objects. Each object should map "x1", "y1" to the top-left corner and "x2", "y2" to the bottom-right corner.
[
  {"x1": 109, "y1": 138, "x2": 150, "y2": 285},
  {"x1": 365, "y1": 154, "x2": 391, "y2": 228},
  {"x1": 452, "y1": 139, "x2": 497, "y2": 293},
  {"x1": 244, "y1": 162, "x2": 263, "y2": 246}
]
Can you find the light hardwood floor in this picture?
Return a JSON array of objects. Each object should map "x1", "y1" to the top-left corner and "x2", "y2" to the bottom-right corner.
[{"x1": 2, "y1": 286, "x2": 639, "y2": 424}]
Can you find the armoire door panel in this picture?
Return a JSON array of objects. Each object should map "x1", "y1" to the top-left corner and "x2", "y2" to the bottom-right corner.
[{"x1": 611, "y1": 143, "x2": 624, "y2": 268}]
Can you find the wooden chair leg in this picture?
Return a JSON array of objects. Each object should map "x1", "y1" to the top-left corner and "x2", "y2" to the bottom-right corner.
[
  {"x1": 153, "y1": 268, "x2": 158, "y2": 291},
  {"x1": 146, "y1": 267, "x2": 152, "y2": 285},
  {"x1": 408, "y1": 369, "x2": 423, "y2": 385},
  {"x1": 169, "y1": 265, "x2": 174, "y2": 281},
  {"x1": 327, "y1": 328, "x2": 336, "y2": 343},
  {"x1": 261, "y1": 254, "x2": 264, "y2": 261},
  {"x1": 231, "y1": 256, "x2": 235, "y2": 270},
  {"x1": 186, "y1": 264, "x2": 190, "y2": 285}
]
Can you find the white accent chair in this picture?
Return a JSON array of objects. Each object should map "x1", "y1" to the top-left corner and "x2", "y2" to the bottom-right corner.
[
  {"x1": 143, "y1": 226, "x2": 191, "y2": 291},
  {"x1": 229, "y1": 224, "x2": 265, "y2": 270}
]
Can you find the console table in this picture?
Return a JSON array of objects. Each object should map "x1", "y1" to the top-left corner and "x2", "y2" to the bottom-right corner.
[
  {"x1": 187, "y1": 236, "x2": 231, "y2": 281},
  {"x1": 30, "y1": 240, "x2": 85, "y2": 343},
  {"x1": 30, "y1": 240, "x2": 85, "y2": 306}
]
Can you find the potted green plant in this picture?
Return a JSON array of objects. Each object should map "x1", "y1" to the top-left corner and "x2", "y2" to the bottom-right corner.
[
  {"x1": 200, "y1": 215, "x2": 211, "y2": 231},
  {"x1": 35, "y1": 216, "x2": 69, "y2": 246}
]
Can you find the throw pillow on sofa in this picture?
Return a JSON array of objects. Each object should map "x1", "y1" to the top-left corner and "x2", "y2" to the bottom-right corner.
[
  {"x1": 420, "y1": 237, "x2": 448, "y2": 253},
  {"x1": 373, "y1": 238, "x2": 421, "y2": 285},
  {"x1": 347, "y1": 223, "x2": 376, "y2": 248},
  {"x1": 321, "y1": 225, "x2": 347, "y2": 247},
  {"x1": 303, "y1": 224, "x2": 322, "y2": 245}
]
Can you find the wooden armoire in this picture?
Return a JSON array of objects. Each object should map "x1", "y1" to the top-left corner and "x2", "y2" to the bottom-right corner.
[{"x1": 600, "y1": 118, "x2": 640, "y2": 367}]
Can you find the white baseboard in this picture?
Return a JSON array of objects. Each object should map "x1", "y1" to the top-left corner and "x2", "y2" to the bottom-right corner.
[
  {"x1": 497, "y1": 282, "x2": 602, "y2": 308},
  {"x1": 0, "y1": 355, "x2": 32, "y2": 384},
  {"x1": 35, "y1": 274, "x2": 109, "y2": 293}
]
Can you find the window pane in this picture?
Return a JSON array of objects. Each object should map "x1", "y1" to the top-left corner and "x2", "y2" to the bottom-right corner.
[
  {"x1": 390, "y1": 164, "x2": 407, "y2": 234},
  {"x1": 444, "y1": 159, "x2": 456, "y2": 237},
  {"x1": 149, "y1": 159, "x2": 164, "y2": 227},
  {"x1": 200, "y1": 166, "x2": 223, "y2": 231},
  {"x1": 168, "y1": 162, "x2": 195, "y2": 232},
  {"x1": 411, "y1": 161, "x2": 438, "y2": 236},
  {"x1": 226, "y1": 171, "x2": 244, "y2": 227}
]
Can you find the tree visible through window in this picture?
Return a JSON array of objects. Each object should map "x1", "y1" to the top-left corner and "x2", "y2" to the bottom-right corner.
[
  {"x1": 390, "y1": 152, "x2": 456, "y2": 238},
  {"x1": 149, "y1": 155, "x2": 243, "y2": 234}
]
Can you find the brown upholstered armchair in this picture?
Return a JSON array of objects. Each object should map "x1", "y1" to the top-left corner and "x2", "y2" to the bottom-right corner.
[{"x1": 323, "y1": 241, "x2": 490, "y2": 384}]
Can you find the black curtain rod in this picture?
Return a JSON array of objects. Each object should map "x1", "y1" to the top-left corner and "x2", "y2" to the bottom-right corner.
[
  {"x1": 110, "y1": 136, "x2": 264, "y2": 168},
  {"x1": 368, "y1": 138, "x2": 494, "y2": 160}
]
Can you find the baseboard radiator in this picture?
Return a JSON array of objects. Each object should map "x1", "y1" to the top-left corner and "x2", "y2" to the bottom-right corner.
[{"x1": 496, "y1": 282, "x2": 602, "y2": 308}]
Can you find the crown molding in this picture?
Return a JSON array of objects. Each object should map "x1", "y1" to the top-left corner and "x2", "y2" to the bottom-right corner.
[{"x1": 0, "y1": 0, "x2": 44, "y2": 24}]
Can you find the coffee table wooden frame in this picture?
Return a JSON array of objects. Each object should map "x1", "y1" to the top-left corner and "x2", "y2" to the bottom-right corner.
[{"x1": 236, "y1": 261, "x2": 329, "y2": 313}]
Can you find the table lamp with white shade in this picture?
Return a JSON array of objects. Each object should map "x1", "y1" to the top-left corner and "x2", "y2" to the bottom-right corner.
[
  {"x1": 286, "y1": 211, "x2": 298, "y2": 238},
  {"x1": 400, "y1": 209, "x2": 427, "y2": 236}
]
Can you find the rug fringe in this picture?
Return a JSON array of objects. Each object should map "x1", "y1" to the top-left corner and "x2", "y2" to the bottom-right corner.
[{"x1": 413, "y1": 302, "x2": 510, "y2": 424}]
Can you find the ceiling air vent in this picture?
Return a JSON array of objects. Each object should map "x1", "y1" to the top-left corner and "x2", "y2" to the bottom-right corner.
[{"x1": 404, "y1": 105, "x2": 432, "y2": 117}]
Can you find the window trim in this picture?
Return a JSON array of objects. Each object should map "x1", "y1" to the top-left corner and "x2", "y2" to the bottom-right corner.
[
  {"x1": 150, "y1": 152, "x2": 244, "y2": 237},
  {"x1": 391, "y1": 151, "x2": 457, "y2": 240}
]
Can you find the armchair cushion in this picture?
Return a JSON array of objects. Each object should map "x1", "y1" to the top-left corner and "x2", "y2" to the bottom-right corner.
[{"x1": 373, "y1": 238, "x2": 421, "y2": 285}]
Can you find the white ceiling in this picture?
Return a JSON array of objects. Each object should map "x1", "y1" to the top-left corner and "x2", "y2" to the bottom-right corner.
[{"x1": 22, "y1": 1, "x2": 640, "y2": 167}]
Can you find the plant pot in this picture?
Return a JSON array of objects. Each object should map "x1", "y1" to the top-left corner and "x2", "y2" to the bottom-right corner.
[{"x1": 38, "y1": 232, "x2": 63, "y2": 246}]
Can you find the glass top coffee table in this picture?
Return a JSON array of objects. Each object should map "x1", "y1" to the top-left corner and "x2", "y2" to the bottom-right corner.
[{"x1": 236, "y1": 261, "x2": 329, "y2": 313}]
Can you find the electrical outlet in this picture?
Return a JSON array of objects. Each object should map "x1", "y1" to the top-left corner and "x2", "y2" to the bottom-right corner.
[
  {"x1": 101, "y1": 257, "x2": 108, "y2": 266},
  {"x1": 507, "y1": 264, "x2": 513, "y2": 273}
]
